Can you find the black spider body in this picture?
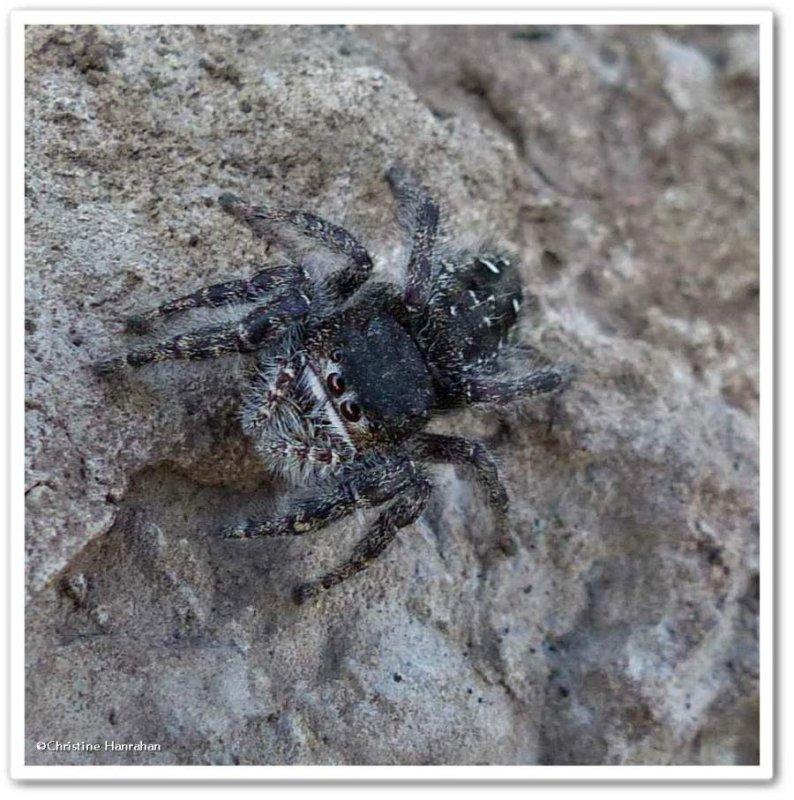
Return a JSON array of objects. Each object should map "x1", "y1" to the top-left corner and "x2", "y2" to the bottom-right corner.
[
  {"x1": 330, "y1": 291, "x2": 437, "y2": 432},
  {"x1": 94, "y1": 167, "x2": 568, "y2": 604},
  {"x1": 414, "y1": 252, "x2": 523, "y2": 403}
]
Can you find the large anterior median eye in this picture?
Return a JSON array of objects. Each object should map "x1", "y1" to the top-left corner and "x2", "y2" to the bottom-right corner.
[
  {"x1": 327, "y1": 372, "x2": 346, "y2": 397},
  {"x1": 340, "y1": 400, "x2": 362, "y2": 423}
]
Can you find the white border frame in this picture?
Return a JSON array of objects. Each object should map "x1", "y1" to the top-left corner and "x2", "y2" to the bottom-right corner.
[{"x1": 8, "y1": 6, "x2": 774, "y2": 782}]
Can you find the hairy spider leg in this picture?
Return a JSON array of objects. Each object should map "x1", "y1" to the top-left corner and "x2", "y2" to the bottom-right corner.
[
  {"x1": 293, "y1": 475, "x2": 432, "y2": 604},
  {"x1": 221, "y1": 456, "x2": 420, "y2": 540},
  {"x1": 386, "y1": 165, "x2": 440, "y2": 310},
  {"x1": 463, "y1": 366, "x2": 567, "y2": 404},
  {"x1": 218, "y1": 194, "x2": 374, "y2": 303},
  {"x1": 93, "y1": 294, "x2": 309, "y2": 375},
  {"x1": 125, "y1": 264, "x2": 309, "y2": 333},
  {"x1": 410, "y1": 432, "x2": 509, "y2": 527},
  {"x1": 259, "y1": 439, "x2": 349, "y2": 471},
  {"x1": 242, "y1": 355, "x2": 302, "y2": 432}
]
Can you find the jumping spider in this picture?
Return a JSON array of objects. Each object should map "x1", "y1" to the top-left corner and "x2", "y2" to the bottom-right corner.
[{"x1": 94, "y1": 167, "x2": 569, "y2": 604}]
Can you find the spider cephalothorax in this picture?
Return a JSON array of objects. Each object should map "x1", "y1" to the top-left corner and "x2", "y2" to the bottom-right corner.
[{"x1": 94, "y1": 167, "x2": 569, "y2": 604}]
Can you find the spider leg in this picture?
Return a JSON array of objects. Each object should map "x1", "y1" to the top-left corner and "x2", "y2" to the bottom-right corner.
[
  {"x1": 241, "y1": 355, "x2": 301, "y2": 433},
  {"x1": 409, "y1": 432, "x2": 509, "y2": 525},
  {"x1": 93, "y1": 294, "x2": 308, "y2": 375},
  {"x1": 221, "y1": 456, "x2": 419, "y2": 540},
  {"x1": 260, "y1": 438, "x2": 350, "y2": 472},
  {"x1": 293, "y1": 475, "x2": 431, "y2": 604},
  {"x1": 125, "y1": 264, "x2": 308, "y2": 333},
  {"x1": 218, "y1": 193, "x2": 373, "y2": 302},
  {"x1": 462, "y1": 365, "x2": 566, "y2": 404},
  {"x1": 386, "y1": 165, "x2": 440, "y2": 309}
]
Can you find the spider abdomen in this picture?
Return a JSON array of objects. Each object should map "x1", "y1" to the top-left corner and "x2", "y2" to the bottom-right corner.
[{"x1": 413, "y1": 251, "x2": 523, "y2": 393}]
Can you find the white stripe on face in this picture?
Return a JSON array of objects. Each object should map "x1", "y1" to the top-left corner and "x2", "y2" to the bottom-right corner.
[{"x1": 303, "y1": 363, "x2": 355, "y2": 449}]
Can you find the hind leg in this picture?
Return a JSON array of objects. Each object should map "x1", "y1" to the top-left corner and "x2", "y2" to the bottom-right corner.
[
  {"x1": 410, "y1": 432, "x2": 509, "y2": 530},
  {"x1": 462, "y1": 365, "x2": 567, "y2": 404},
  {"x1": 386, "y1": 165, "x2": 440, "y2": 309}
]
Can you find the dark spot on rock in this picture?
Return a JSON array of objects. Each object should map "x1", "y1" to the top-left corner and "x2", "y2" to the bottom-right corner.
[
  {"x1": 431, "y1": 107, "x2": 455, "y2": 121},
  {"x1": 511, "y1": 28, "x2": 555, "y2": 43},
  {"x1": 541, "y1": 249, "x2": 564, "y2": 272},
  {"x1": 498, "y1": 534, "x2": 517, "y2": 556},
  {"x1": 599, "y1": 45, "x2": 621, "y2": 66},
  {"x1": 199, "y1": 56, "x2": 243, "y2": 88},
  {"x1": 60, "y1": 573, "x2": 87, "y2": 608},
  {"x1": 577, "y1": 267, "x2": 601, "y2": 295},
  {"x1": 393, "y1": 672, "x2": 403, "y2": 683}
]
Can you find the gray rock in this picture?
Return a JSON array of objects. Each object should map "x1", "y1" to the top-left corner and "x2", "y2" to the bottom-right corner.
[{"x1": 25, "y1": 24, "x2": 759, "y2": 765}]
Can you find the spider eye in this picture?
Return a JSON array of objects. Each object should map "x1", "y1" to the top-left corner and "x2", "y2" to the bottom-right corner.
[
  {"x1": 327, "y1": 372, "x2": 346, "y2": 397},
  {"x1": 340, "y1": 400, "x2": 362, "y2": 423}
]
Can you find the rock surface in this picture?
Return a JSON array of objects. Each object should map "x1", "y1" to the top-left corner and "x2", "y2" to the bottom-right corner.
[{"x1": 25, "y1": 25, "x2": 760, "y2": 765}]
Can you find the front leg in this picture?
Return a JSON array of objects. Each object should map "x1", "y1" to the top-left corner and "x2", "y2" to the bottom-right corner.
[
  {"x1": 125, "y1": 264, "x2": 309, "y2": 333},
  {"x1": 219, "y1": 193, "x2": 374, "y2": 303},
  {"x1": 93, "y1": 294, "x2": 309, "y2": 375},
  {"x1": 220, "y1": 456, "x2": 418, "y2": 540},
  {"x1": 241, "y1": 355, "x2": 301, "y2": 434}
]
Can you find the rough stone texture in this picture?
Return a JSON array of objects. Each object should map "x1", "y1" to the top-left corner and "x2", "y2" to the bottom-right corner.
[{"x1": 25, "y1": 25, "x2": 759, "y2": 765}]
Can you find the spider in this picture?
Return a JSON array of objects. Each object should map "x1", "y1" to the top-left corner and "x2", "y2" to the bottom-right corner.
[{"x1": 93, "y1": 167, "x2": 570, "y2": 604}]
